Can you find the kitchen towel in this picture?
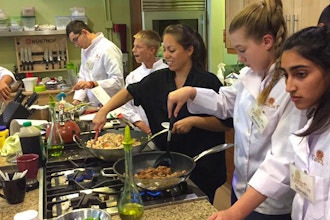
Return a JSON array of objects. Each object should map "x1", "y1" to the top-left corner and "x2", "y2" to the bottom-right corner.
[{"x1": 1, "y1": 132, "x2": 22, "y2": 156}]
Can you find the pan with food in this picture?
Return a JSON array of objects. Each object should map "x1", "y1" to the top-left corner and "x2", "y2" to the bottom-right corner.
[
  {"x1": 113, "y1": 143, "x2": 234, "y2": 190},
  {"x1": 73, "y1": 128, "x2": 168, "y2": 162}
]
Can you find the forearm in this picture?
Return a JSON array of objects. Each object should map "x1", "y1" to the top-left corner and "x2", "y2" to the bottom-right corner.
[
  {"x1": 98, "y1": 89, "x2": 133, "y2": 116},
  {"x1": 230, "y1": 187, "x2": 267, "y2": 219},
  {"x1": 1, "y1": 75, "x2": 13, "y2": 86},
  {"x1": 134, "y1": 121, "x2": 151, "y2": 135}
]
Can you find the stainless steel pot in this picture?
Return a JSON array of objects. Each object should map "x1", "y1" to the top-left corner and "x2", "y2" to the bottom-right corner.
[
  {"x1": 73, "y1": 128, "x2": 168, "y2": 162},
  {"x1": 56, "y1": 208, "x2": 111, "y2": 220},
  {"x1": 113, "y1": 143, "x2": 234, "y2": 190}
]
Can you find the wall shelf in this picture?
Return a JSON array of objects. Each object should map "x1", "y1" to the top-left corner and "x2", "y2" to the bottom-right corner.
[{"x1": 0, "y1": 30, "x2": 66, "y2": 37}]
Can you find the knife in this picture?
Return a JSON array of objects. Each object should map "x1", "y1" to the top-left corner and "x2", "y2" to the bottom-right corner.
[
  {"x1": 57, "y1": 48, "x2": 61, "y2": 69},
  {"x1": 13, "y1": 89, "x2": 23, "y2": 102},
  {"x1": 20, "y1": 47, "x2": 25, "y2": 71},
  {"x1": 28, "y1": 47, "x2": 33, "y2": 71},
  {"x1": 24, "y1": 48, "x2": 29, "y2": 71},
  {"x1": 24, "y1": 92, "x2": 39, "y2": 108},
  {"x1": 61, "y1": 49, "x2": 66, "y2": 68},
  {"x1": 44, "y1": 48, "x2": 49, "y2": 70},
  {"x1": 49, "y1": 48, "x2": 54, "y2": 69}
]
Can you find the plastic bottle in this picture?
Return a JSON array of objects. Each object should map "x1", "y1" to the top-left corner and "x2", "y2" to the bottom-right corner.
[
  {"x1": 19, "y1": 121, "x2": 44, "y2": 166},
  {"x1": 66, "y1": 62, "x2": 77, "y2": 87},
  {"x1": 0, "y1": 125, "x2": 9, "y2": 150}
]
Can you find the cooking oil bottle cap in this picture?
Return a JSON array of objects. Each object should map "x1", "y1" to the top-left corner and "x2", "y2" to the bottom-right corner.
[
  {"x1": 123, "y1": 125, "x2": 133, "y2": 150},
  {"x1": 22, "y1": 121, "x2": 32, "y2": 127}
]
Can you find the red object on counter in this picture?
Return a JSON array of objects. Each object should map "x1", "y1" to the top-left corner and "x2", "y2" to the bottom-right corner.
[
  {"x1": 26, "y1": 72, "x2": 34, "y2": 77},
  {"x1": 45, "y1": 120, "x2": 81, "y2": 143}
]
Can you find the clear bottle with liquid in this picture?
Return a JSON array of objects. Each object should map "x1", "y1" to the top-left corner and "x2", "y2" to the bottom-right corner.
[
  {"x1": 118, "y1": 126, "x2": 144, "y2": 220},
  {"x1": 46, "y1": 98, "x2": 64, "y2": 157}
]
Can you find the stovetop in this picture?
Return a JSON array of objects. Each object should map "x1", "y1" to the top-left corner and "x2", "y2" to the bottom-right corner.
[{"x1": 39, "y1": 134, "x2": 207, "y2": 219}]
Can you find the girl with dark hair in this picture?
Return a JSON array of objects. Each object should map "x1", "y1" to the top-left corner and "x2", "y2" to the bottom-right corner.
[
  {"x1": 93, "y1": 24, "x2": 233, "y2": 203},
  {"x1": 281, "y1": 25, "x2": 330, "y2": 220}
]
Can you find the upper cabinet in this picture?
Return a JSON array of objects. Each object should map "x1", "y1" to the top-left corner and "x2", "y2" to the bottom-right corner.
[
  {"x1": 225, "y1": 0, "x2": 330, "y2": 53},
  {"x1": 283, "y1": 0, "x2": 330, "y2": 36}
]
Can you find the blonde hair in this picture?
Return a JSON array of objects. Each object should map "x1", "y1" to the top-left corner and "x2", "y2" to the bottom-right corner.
[
  {"x1": 229, "y1": 0, "x2": 287, "y2": 105},
  {"x1": 133, "y1": 30, "x2": 162, "y2": 55}
]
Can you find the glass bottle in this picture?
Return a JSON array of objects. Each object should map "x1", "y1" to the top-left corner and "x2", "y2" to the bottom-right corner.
[
  {"x1": 46, "y1": 96, "x2": 64, "y2": 157},
  {"x1": 118, "y1": 126, "x2": 144, "y2": 220}
]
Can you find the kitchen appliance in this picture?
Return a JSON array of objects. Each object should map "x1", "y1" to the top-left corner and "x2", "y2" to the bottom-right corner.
[
  {"x1": 141, "y1": 0, "x2": 207, "y2": 43},
  {"x1": 39, "y1": 130, "x2": 208, "y2": 219}
]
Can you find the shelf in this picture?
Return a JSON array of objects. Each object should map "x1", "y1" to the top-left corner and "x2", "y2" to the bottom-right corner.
[{"x1": 0, "y1": 30, "x2": 66, "y2": 37}]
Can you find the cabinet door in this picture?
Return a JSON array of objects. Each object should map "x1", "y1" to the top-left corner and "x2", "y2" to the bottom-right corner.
[
  {"x1": 225, "y1": 0, "x2": 244, "y2": 50},
  {"x1": 225, "y1": 0, "x2": 264, "y2": 51},
  {"x1": 295, "y1": 0, "x2": 330, "y2": 30},
  {"x1": 284, "y1": 0, "x2": 330, "y2": 36}
]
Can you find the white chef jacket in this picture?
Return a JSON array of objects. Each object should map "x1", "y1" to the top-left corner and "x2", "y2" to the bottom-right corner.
[
  {"x1": 73, "y1": 33, "x2": 124, "y2": 105},
  {"x1": 120, "y1": 59, "x2": 168, "y2": 128},
  {"x1": 0, "y1": 66, "x2": 15, "y2": 83},
  {"x1": 289, "y1": 118, "x2": 330, "y2": 220},
  {"x1": 188, "y1": 64, "x2": 306, "y2": 215}
]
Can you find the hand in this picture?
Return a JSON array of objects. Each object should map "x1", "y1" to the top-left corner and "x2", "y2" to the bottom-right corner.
[
  {"x1": 172, "y1": 117, "x2": 194, "y2": 134},
  {"x1": 93, "y1": 109, "x2": 108, "y2": 131},
  {"x1": 207, "y1": 209, "x2": 242, "y2": 220},
  {"x1": 0, "y1": 81, "x2": 11, "y2": 101},
  {"x1": 72, "y1": 81, "x2": 92, "y2": 90},
  {"x1": 134, "y1": 121, "x2": 151, "y2": 135},
  {"x1": 72, "y1": 99, "x2": 81, "y2": 106},
  {"x1": 167, "y1": 86, "x2": 197, "y2": 118}
]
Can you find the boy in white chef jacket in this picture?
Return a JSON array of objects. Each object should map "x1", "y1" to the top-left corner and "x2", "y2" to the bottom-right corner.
[{"x1": 120, "y1": 30, "x2": 168, "y2": 135}]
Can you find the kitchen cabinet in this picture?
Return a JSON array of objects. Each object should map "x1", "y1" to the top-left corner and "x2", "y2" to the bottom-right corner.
[
  {"x1": 0, "y1": 30, "x2": 69, "y2": 74},
  {"x1": 283, "y1": 0, "x2": 330, "y2": 36},
  {"x1": 225, "y1": 0, "x2": 330, "y2": 53}
]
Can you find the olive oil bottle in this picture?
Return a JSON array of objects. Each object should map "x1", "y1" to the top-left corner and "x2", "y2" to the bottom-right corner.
[
  {"x1": 46, "y1": 95, "x2": 64, "y2": 157},
  {"x1": 118, "y1": 126, "x2": 144, "y2": 220}
]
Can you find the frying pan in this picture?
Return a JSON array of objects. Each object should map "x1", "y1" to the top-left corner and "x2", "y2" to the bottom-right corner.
[
  {"x1": 73, "y1": 128, "x2": 168, "y2": 162},
  {"x1": 113, "y1": 143, "x2": 234, "y2": 190}
]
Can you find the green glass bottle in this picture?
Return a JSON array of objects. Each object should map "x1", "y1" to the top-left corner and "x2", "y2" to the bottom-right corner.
[{"x1": 118, "y1": 126, "x2": 144, "y2": 220}]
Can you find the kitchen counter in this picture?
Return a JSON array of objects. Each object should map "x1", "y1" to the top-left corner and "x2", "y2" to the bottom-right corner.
[{"x1": 0, "y1": 156, "x2": 218, "y2": 219}]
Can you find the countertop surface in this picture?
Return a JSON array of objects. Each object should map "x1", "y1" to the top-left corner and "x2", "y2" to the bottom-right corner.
[{"x1": 0, "y1": 156, "x2": 218, "y2": 220}]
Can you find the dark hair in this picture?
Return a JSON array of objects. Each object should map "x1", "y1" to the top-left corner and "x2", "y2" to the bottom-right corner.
[
  {"x1": 282, "y1": 26, "x2": 330, "y2": 136},
  {"x1": 318, "y1": 5, "x2": 330, "y2": 26},
  {"x1": 163, "y1": 24, "x2": 206, "y2": 72},
  {"x1": 66, "y1": 20, "x2": 93, "y2": 37}
]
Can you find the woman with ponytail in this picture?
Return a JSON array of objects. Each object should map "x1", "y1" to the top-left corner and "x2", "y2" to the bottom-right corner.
[{"x1": 167, "y1": 1, "x2": 307, "y2": 219}]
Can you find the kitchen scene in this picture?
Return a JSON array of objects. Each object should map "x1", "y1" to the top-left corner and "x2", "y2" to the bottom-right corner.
[{"x1": 0, "y1": 0, "x2": 327, "y2": 219}]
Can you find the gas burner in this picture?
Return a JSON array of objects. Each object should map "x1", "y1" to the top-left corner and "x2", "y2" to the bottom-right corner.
[{"x1": 41, "y1": 144, "x2": 207, "y2": 219}]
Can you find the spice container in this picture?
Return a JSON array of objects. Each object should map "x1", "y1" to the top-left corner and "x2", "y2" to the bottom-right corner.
[{"x1": 0, "y1": 125, "x2": 9, "y2": 150}]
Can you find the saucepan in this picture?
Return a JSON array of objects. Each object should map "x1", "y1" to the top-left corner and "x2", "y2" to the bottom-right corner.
[
  {"x1": 73, "y1": 128, "x2": 168, "y2": 162},
  {"x1": 112, "y1": 143, "x2": 234, "y2": 191}
]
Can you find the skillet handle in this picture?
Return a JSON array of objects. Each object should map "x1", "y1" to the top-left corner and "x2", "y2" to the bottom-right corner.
[
  {"x1": 73, "y1": 134, "x2": 85, "y2": 149},
  {"x1": 192, "y1": 143, "x2": 234, "y2": 162}
]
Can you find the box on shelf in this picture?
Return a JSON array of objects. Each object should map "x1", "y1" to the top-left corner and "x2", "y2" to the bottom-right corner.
[
  {"x1": 70, "y1": 7, "x2": 85, "y2": 16},
  {"x1": 22, "y1": 16, "x2": 36, "y2": 31},
  {"x1": 55, "y1": 16, "x2": 72, "y2": 30},
  {"x1": 71, "y1": 16, "x2": 87, "y2": 24},
  {"x1": 22, "y1": 7, "x2": 35, "y2": 16}
]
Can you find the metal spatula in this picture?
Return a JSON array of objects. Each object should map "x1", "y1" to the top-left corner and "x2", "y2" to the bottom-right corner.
[{"x1": 153, "y1": 115, "x2": 175, "y2": 168}]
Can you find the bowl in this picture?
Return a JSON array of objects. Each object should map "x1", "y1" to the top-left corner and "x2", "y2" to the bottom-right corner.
[{"x1": 56, "y1": 208, "x2": 111, "y2": 220}]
